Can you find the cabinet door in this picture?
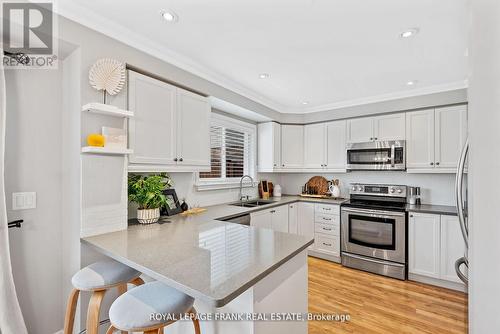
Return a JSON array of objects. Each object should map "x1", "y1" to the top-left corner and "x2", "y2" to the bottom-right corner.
[
  {"x1": 347, "y1": 117, "x2": 374, "y2": 143},
  {"x1": 250, "y1": 210, "x2": 272, "y2": 229},
  {"x1": 128, "y1": 71, "x2": 177, "y2": 165},
  {"x1": 281, "y1": 125, "x2": 304, "y2": 168},
  {"x1": 325, "y1": 120, "x2": 346, "y2": 169},
  {"x1": 409, "y1": 213, "x2": 441, "y2": 278},
  {"x1": 176, "y1": 89, "x2": 210, "y2": 167},
  {"x1": 271, "y1": 205, "x2": 289, "y2": 233},
  {"x1": 435, "y1": 105, "x2": 468, "y2": 169},
  {"x1": 374, "y1": 113, "x2": 405, "y2": 141},
  {"x1": 297, "y1": 202, "x2": 315, "y2": 248},
  {"x1": 272, "y1": 123, "x2": 281, "y2": 169},
  {"x1": 406, "y1": 109, "x2": 435, "y2": 169},
  {"x1": 288, "y1": 203, "x2": 298, "y2": 234},
  {"x1": 303, "y1": 123, "x2": 326, "y2": 168},
  {"x1": 440, "y1": 215, "x2": 467, "y2": 283}
]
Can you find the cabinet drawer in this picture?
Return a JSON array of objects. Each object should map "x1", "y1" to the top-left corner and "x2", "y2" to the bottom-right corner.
[
  {"x1": 315, "y1": 222, "x2": 339, "y2": 236},
  {"x1": 315, "y1": 213, "x2": 339, "y2": 224},
  {"x1": 314, "y1": 204, "x2": 340, "y2": 215},
  {"x1": 314, "y1": 233, "x2": 340, "y2": 255}
]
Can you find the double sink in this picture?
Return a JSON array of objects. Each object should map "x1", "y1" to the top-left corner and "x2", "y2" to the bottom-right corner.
[{"x1": 230, "y1": 199, "x2": 276, "y2": 208}]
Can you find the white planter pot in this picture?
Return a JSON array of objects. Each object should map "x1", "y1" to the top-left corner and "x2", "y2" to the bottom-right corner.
[{"x1": 137, "y1": 208, "x2": 160, "y2": 224}]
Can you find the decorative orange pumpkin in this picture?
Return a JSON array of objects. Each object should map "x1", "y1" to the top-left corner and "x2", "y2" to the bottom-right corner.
[{"x1": 87, "y1": 134, "x2": 105, "y2": 147}]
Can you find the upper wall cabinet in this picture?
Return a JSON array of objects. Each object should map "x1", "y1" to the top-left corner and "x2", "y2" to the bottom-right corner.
[
  {"x1": 347, "y1": 114, "x2": 405, "y2": 143},
  {"x1": 303, "y1": 120, "x2": 346, "y2": 171},
  {"x1": 281, "y1": 125, "x2": 304, "y2": 169},
  {"x1": 257, "y1": 122, "x2": 281, "y2": 172},
  {"x1": 406, "y1": 105, "x2": 467, "y2": 173},
  {"x1": 128, "y1": 71, "x2": 210, "y2": 172}
]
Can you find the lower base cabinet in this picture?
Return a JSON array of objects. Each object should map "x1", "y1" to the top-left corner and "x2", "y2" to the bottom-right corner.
[
  {"x1": 409, "y1": 212, "x2": 467, "y2": 289},
  {"x1": 250, "y1": 205, "x2": 289, "y2": 232}
]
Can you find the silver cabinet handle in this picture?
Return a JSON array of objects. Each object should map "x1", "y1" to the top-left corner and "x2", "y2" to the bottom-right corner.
[
  {"x1": 322, "y1": 242, "x2": 332, "y2": 246},
  {"x1": 322, "y1": 227, "x2": 332, "y2": 231},
  {"x1": 322, "y1": 217, "x2": 332, "y2": 221},
  {"x1": 179, "y1": 158, "x2": 183, "y2": 162},
  {"x1": 174, "y1": 158, "x2": 178, "y2": 162},
  {"x1": 270, "y1": 210, "x2": 276, "y2": 213},
  {"x1": 323, "y1": 208, "x2": 331, "y2": 211},
  {"x1": 430, "y1": 162, "x2": 434, "y2": 166},
  {"x1": 436, "y1": 162, "x2": 440, "y2": 166}
]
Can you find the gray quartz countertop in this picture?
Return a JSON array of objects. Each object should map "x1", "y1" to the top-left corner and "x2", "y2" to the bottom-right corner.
[
  {"x1": 406, "y1": 204, "x2": 458, "y2": 216},
  {"x1": 82, "y1": 195, "x2": 327, "y2": 307}
]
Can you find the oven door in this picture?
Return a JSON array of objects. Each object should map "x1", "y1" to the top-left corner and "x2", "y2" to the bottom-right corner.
[
  {"x1": 346, "y1": 141, "x2": 405, "y2": 170},
  {"x1": 341, "y1": 207, "x2": 406, "y2": 263}
]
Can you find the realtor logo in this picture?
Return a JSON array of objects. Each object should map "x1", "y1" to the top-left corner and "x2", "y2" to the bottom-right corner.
[{"x1": 2, "y1": 1, "x2": 58, "y2": 68}]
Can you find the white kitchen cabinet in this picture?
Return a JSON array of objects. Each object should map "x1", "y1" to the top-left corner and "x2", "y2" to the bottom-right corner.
[
  {"x1": 440, "y1": 215, "x2": 467, "y2": 283},
  {"x1": 434, "y1": 105, "x2": 468, "y2": 169},
  {"x1": 373, "y1": 113, "x2": 405, "y2": 141},
  {"x1": 128, "y1": 71, "x2": 177, "y2": 165},
  {"x1": 257, "y1": 122, "x2": 281, "y2": 172},
  {"x1": 347, "y1": 114, "x2": 405, "y2": 143},
  {"x1": 176, "y1": 89, "x2": 210, "y2": 167},
  {"x1": 281, "y1": 125, "x2": 304, "y2": 169},
  {"x1": 271, "y1": 205, "x2": 289, "y2": 233},
  {"x1": 406, "y1": 109, "x2": 435, "y2": 169},
  {"x1": 250, "y1": 210, "x2": 272, "y2": 229},
  {"x1": 297, "y1": 202, "x2": 315, "y2": 244},
  {"x1": 128, "y1": 71, "x2": 210, "y2": 171},
  {"x1": 347, "y1": 117, "x2": 374, "y2": 143},
  {"x1": 406, "y1": 105, "x2": 467, "y2": 172},
  {"x1": 409, "y1": 213, "x2": 441, "y2": 278},
  {"x1": 250, "y1": 205, "x2": 289, "y2": 233},
  {"x1": 303, "y1": 123, "x2": 326, "y2": 169},
  {"x1": 409, "y1": 212, "x2": 467, "y2": 289},
  {"x1": 288, "y1": 203, "x2": 298, "y2": 234},
  {"x1": 325, "y1": 120, "x2": 347, "y2": 170}
]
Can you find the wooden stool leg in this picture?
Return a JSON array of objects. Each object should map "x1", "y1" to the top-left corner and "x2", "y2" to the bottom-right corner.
[
  {"x1": 86, "y1": 290, "x2": 106, "y2": 334},
  {"x1": 190, "y1": 307, "x2": 201, "y2": 334},
  {"x1": 130, "y1": 277, "x2": 145, "y2": 286},
  {"x1": 157, "y1": 328, "x2": 164, "y2": 334},
  {"x1": 63, "y1": 288, "x2": 80, "y2": 334},
  {"x1": 144, "y1": 330, "x2": 158, "y2": 334},
  {"x1": 105, "y1": 325, "x2": 116, "y2": 334}
]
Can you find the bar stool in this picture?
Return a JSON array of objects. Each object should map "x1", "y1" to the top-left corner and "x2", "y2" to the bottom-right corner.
[
  {"x1": 64, "y1": 259, "x2": 145, "y2": 334},
  {"x1": 106, "y1": 281, "x2": 201, "y2": 334}
]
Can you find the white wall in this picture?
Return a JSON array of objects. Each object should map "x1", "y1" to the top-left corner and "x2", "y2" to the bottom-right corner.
[
  {"x1": 279, "y1": 172, "x2": 457, "y2": 206},
  {"x1": 5, "y1": 69, "x2": 64, "y2": 334},
  {"x1": 468, "y1": 1, "x2": 500, "y2": 333}
]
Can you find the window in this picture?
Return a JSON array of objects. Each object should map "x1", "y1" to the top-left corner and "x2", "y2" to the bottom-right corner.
[{"x1": 197, "y1": 113, "x2": 256, "y2": 190}]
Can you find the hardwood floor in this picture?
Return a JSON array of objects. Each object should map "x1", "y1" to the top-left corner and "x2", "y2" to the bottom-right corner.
[{"x1": 308, "y1": 257, "x2": 468, "y2": 334}]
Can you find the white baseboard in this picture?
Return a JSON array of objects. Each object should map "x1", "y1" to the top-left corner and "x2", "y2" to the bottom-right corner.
[{"x1": 409, "y1": 273, "x2": 468, "y2": 292}]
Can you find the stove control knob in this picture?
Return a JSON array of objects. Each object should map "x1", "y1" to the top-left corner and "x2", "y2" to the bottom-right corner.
[
  {"x1": 351, "y1": 186, "x2": 357, "y2": 192},
  {"x1": 389, "y1": 188, "x2": 395, "y2": 193},
  {"x1": 397, "y1": 188, "x2": 403, "y2": 194},
  {"x1": 357, "y1": 186, "x2": 363, "y2": 191}
]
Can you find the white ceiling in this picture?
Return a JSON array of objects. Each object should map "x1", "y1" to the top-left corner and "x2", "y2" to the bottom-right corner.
[{"x1": 59, "y1": 0, "x2": 468, "y2": 114}]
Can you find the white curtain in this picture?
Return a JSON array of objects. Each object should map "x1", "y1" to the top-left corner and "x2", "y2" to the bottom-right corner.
[{"x1": 0, "y1": 53, "x2": 27, "y2": 333}]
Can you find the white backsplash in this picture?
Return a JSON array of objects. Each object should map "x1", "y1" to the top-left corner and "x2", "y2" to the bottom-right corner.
[{"x1": 278, "y1": 171, "x2": 458, "y2": 206}]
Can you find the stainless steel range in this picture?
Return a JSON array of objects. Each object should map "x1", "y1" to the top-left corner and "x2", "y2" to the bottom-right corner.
[{"x1": 341, "y1": 183, "x2": 407, "y2": 280}]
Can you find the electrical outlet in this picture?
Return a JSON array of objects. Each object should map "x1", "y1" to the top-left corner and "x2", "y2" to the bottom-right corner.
[{"x1": 12, "y1": 192, "x2": 36, "y2": 210}]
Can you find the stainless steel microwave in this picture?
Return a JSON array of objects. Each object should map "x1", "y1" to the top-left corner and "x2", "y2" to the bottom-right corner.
[{"x1": 346, "y1": 140, "x2": 406, "y2": 171}]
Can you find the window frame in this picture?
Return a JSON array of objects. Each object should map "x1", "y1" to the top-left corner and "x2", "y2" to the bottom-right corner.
[{"x1": 196, "y1": 113, "x2": 257, "y2": 191}]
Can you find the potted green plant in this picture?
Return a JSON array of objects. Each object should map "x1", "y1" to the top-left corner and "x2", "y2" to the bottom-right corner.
[{"x1": 128, "y1": 173, "x2": 173, "y2": 224}]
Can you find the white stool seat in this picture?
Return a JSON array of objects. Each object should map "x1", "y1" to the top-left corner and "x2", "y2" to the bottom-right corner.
[
  {"x1": 71, "y1": 259, "x2": 141, "y2": 291},
  {"x1": 109, "y1": 281, "x2": 195, "y2": 331}
]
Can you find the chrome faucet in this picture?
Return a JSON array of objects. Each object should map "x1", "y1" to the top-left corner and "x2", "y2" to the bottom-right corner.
[{"x1": 239, "y1": 175, "x2": 254, "y2": 202}]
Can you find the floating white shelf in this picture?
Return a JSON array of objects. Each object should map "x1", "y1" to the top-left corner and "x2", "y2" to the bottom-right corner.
[
  {"x1": 81, "y1": 146, "x2": 133, "y2": 155},
  {"x1": 82, "y1": 102, "x2": 134, "y2": 118}
]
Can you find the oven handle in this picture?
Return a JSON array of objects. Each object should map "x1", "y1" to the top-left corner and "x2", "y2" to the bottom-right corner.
[{"x1": 341, "y1": 207, "x2": 406, "y2": 218}]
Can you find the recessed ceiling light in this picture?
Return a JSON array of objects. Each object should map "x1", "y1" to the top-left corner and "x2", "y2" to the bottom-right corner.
[
  {"x1": 400, "y1": 28, "x2": 419, "y2": 38},
  {"x1": 259, "y1": 73, "x2": 270, "y2": 79},
  {"x1": 406, "y1": 80, "x2": 418, "y2": 86},
  {"x1": 160, "y1": 9, "x2": 178, "y2": 22},
  {"x1": 301, "y1": 101, "x2": 309, "y2": 105}
]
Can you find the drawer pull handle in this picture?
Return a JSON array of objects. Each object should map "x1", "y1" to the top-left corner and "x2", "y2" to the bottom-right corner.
[
  {"x1": 322, "y1": 242, "x2": 332, "y2": 246},
  {"x1": 323, "y1": 208, "x2": 331, "y2": 211},
  {"x1": 322, "y1": 227, "x2": 332, "y2": 231},
  {"x1": 323, "y1": 217, "x2": 332, "y2": 221}
]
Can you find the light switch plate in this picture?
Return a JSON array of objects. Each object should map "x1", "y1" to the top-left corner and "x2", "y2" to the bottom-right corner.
[{"x1": 12, "y1": 192, "x2": 36, "y2": 210}]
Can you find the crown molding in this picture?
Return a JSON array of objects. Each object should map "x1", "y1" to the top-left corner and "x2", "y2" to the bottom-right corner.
[
  {"x1": 283, "y1": 80, "x2": 468, "y2": 114},
  {"x1": 55, "y1": 2, "x2": 286, "y2": 113}
]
